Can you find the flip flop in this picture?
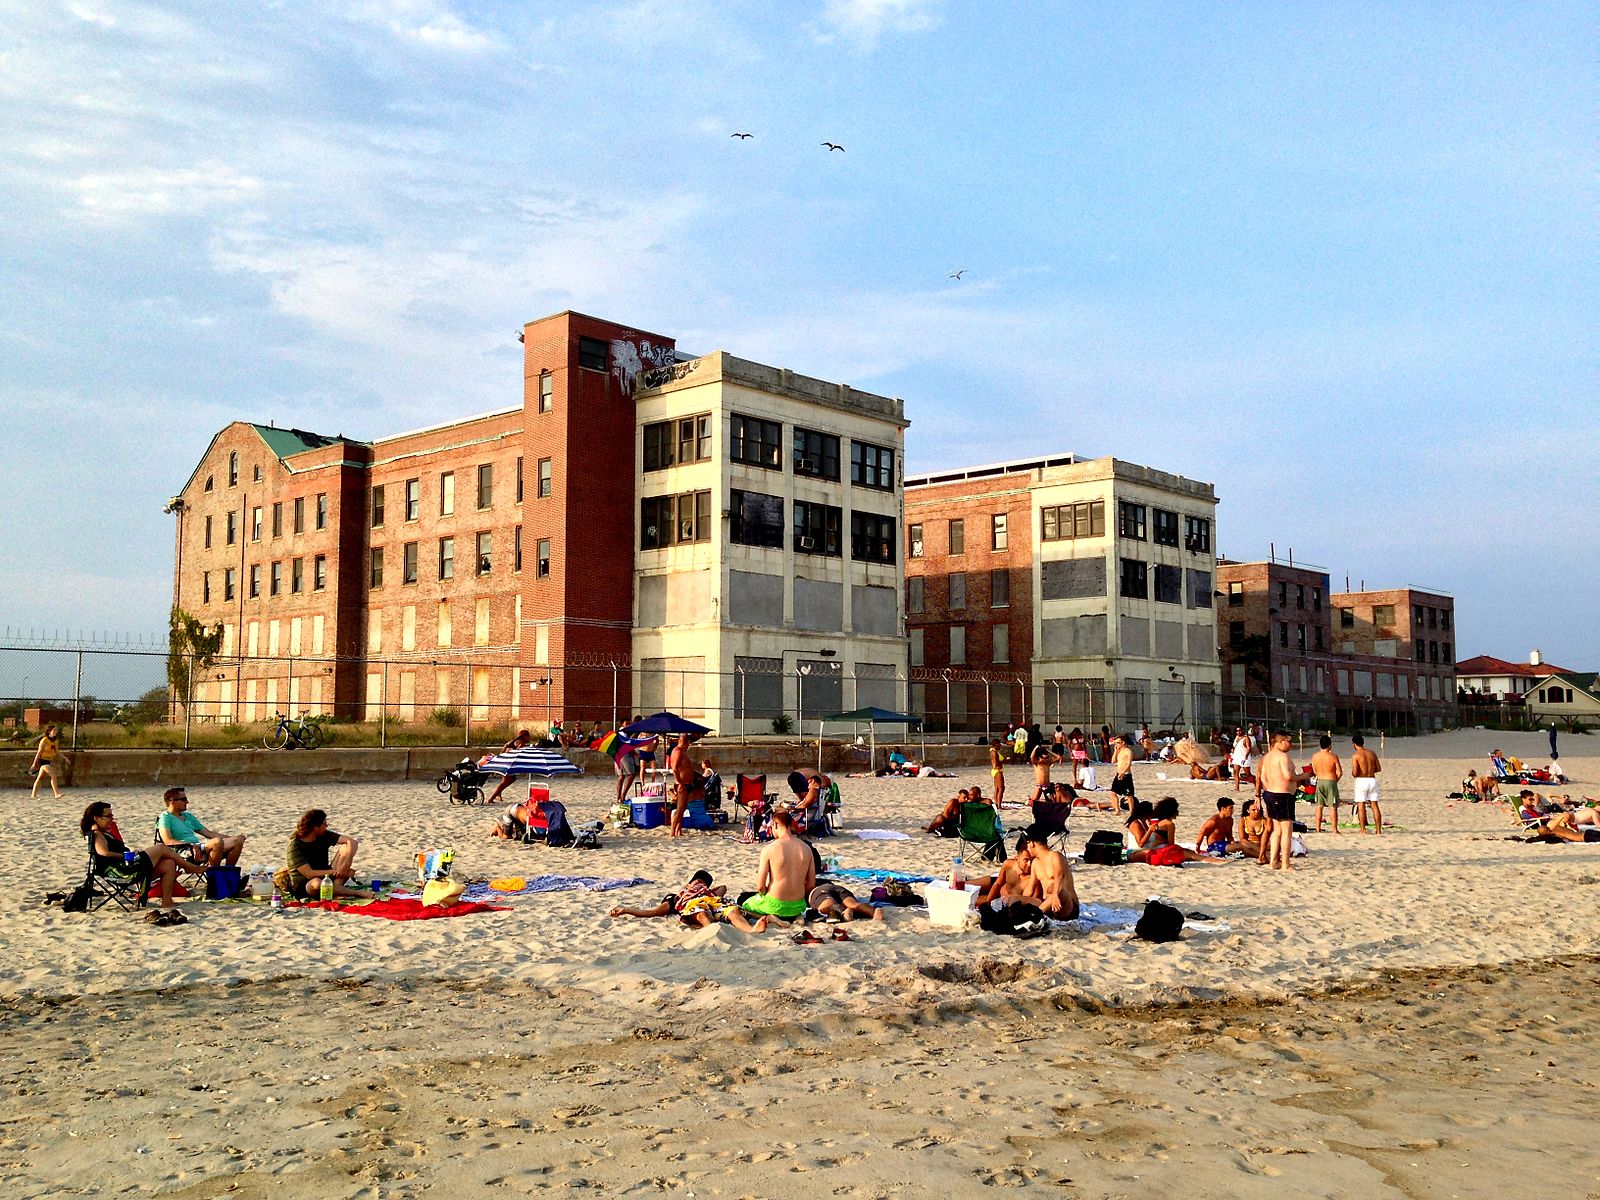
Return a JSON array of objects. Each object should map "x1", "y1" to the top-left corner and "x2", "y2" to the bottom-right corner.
[
  {"x1": 791, "y1": 930, "x2": 824, "y2": 945},
  {"x1": 166, "y1": 910, "x2": 189, "y2": 925},
  {"x1": 830, "y1": 927, "x2": 852, "y2": 942},
  {"x1": 144, "y1": 910, "x2": 174, "y2": 925}
]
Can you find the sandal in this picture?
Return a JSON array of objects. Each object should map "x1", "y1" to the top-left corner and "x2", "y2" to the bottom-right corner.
[
  {"x1": 166, "y1": 910, "x2": 189, "y2": 925},
  {"x1": 791, "y1": 930, "x2": 824, "y2": 945},
  {"x1": 830, "y1": 927, "x2": 852, "y2": 942},
  {"x1": 144, "y1": 910, "x2": 174, "y2": 925}
]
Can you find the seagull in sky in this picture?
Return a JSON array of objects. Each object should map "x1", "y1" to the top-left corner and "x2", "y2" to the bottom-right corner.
[
  {"x1": 731, "y1": 131, "x2": 753, "y2": 139},
  {"x1": 948, "y1": 269, "x2": 966, "y2": 280},
  {"x1": 822, "y1": 141, "x2": 845, "y2": 152}
]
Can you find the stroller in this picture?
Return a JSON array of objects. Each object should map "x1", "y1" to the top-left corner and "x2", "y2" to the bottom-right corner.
[{"x1": 437, "y1": 758, "x2": 490, "y2": 806}]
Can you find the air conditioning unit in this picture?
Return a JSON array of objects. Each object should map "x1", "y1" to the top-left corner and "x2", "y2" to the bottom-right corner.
[
  {"x1": 798, "y1": 457, "x2": 817, "y2": 473},
  {"x1": 798, "y1": 535, "x2": 816, "y2": 550}
]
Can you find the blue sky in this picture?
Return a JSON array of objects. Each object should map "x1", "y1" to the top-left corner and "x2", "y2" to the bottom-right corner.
[{"x1": 2, "y1": 0, "x2": 1595, "y2": 666}]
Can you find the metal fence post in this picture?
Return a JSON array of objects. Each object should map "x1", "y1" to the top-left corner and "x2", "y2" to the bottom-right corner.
[
  {"x1": 71, "y1": 650, "x2": 83, "y2": 750},
  {"x1": 611, "y1": 662, "x2": 619, "y2": 733},
  {"x1": 183, "y1": 653, "x2": 194, "y2": 750},
  {"x1": 463, "y1": 665, "x2": 472, "y2": 748},
  {"x1": 736, "y1": 663, "x2": 746, "y2": 746},
  {"x1": 380, "y1": 659, "x2": 388, "y2": 748}
]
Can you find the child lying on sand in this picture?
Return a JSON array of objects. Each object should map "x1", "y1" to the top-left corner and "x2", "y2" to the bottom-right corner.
[{"x1": 608, "y1": 870, "x2": 773, "y2": 932}]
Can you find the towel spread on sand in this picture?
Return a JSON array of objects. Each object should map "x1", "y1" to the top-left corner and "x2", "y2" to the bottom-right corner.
[
  {"x1": 851, "y1": 829, "x2": 911, "y2": 840},
  {"x1": 830, "y1": 867, "x2": 937, "y2": 884},
  {"x1": 461, "y1": 875, "x2": 653, "y2": 900},
  {"x1": 1046, "y1": 904, "x2": 1231, "y2": 936},
  {"x1": 293, "y1": 898, "x2": 510, "y2": 920}
]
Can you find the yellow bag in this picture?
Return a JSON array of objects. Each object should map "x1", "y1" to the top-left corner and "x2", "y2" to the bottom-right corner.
[{"x1": 422, "y1": 879, "x2": 466, "y2": 907}]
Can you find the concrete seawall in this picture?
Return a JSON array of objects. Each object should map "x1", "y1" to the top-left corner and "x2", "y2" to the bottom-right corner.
[{"x1": 2, "y1": 741, "x2": 993, "y2": 789}]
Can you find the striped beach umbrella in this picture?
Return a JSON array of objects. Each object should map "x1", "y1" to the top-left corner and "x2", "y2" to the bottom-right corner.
[{"x1": 479, "y1": 747, "x2": 582, "y2": 777}]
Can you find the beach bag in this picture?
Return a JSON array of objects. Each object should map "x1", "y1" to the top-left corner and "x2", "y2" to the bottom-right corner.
[
  {"x1": 543, "y1": 801, "x2": 575, "y2": 848},
  {"x1": 1083, "y1": 830, "x2": 1125, "y2": 866},
  {"x1": 63, "y1": 883, "x2": 92, "y2": 913},
  {"x1": 979, "y1": 901, "x2": 1047, "y2": 938},
  {"x1": 1135, "y1": 899, "x2": 1184, "y2": 943},
  {"x1": 206, "y1": 865, "x2": 244, "y2": 900}
]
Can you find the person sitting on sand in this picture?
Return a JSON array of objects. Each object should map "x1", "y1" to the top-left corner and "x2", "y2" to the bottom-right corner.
[
  {"x1": 739, "y1": 809, "x2": 815, "y2": 924},
  {"x1": 971, "y1": 840, "x2": 1041, "y2": 907},
  {"x1": 489, "y1": 801, "x2": 530, "y2": 840},
  {"x1": 1462, "y1": 770, "x2": 1499, "y2": 802},
  {"x1": 82, "y1": 800, "x2": 204, "y2": 925},
  {"x1": 156, "y1": 787, "x2": 247, "y2": 867},
  {"x1": 1194, "y1": 797, "x2": 1240, "y2": 856},
  {"x1": 1125, "y1": 797, "x2": 1227, "y2": 866},
  {"x1": 1017, "y1": 826, "x2": 1080, "y2": 918},
  {"x1": 807, "y1": 881, "x2": 884, "y2": 922},
  {"x1": 278, "y1": 808, "x2": 365, "y2": 900},
  {"x1": 1189, "y1": 761, "x2": 1230, "y2": 781},
  {"x1": 923, "y1": 789, "x2": 970, "y2": 836},
  {"x1": 1237, "y1": 797, "x2": 1270, "y2": 860}
]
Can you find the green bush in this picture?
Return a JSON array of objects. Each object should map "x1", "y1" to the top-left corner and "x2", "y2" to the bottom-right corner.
[
  {"x1": 771, "y1": 714, "x2": 793, "y2": 734},
  {"x1": 431, "y1": 707, "x2": 463, "y2": 728}
]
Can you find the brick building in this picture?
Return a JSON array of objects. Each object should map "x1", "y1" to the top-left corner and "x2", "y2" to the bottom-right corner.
[
  {"x1": 169, "y1": 310, "x2": 906, "y2": 732},
  {"x1": 904, "y1": 456, "x2": 1221, "y2": 734}
]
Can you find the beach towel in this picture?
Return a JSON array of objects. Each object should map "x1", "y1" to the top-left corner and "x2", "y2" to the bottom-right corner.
[
  {"x1": 293, "y1": 898, "x2": 509, "y2": 920},
  {"x1": 851, "y1": 829, "x2": 911, "y2": 841},
  {"x1": 830, "y1": 867, "x2": 937, "y2": 884},
  {"x1": 460, "y1": 874, "x2": 653, "y2": 900}
]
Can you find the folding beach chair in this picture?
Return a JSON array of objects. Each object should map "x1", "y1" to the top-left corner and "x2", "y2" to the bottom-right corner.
[
  {"x1": 732, "y1": 774, "x2": 776, "y2": 837},
  {"x1": 81, "y1": 834, "x2": 149, "y2": 913},
  {"x1": 521, "y1": 783, "x2": 552, "y2": 843},
  {"x1": 956, "y1": 801, "x2": 1006, "y2": 864},
  {"x1": 1028, "y1": 799, "x2": 1072, "y2": 852}
]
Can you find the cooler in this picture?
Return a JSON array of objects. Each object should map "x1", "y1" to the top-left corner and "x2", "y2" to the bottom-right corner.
[{"x1": 630, "y1": 800, "x2": 668, "y2": 829}]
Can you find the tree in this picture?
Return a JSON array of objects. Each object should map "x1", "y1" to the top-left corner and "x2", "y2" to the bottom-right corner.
[{"x1": 168, "y1": 606, "x2": 224, "y2": 717}]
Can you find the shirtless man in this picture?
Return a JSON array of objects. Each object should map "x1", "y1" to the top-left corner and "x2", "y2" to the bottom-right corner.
[
  {"x1": 1350, "y1": 734, "x2": 1383, "y2": 835},
  {"x1": 973, "y1": 838, "x2": 1042, "y2": 906},
  {"x1": 1028, "y1": 742, "x2": 1057, "y2": 805},
  {"x1": 668, "y1": 732, "x2": 702, "y2": 839},
  {"x1": 1018, "y1": 827, "x2": 1080, "y2": 918},
  {"x1": 1195, "y1": 796, "x2": 1241, "y2": 856},
  {"x1": 1256, "y1": 731, "x2": 1299, "y2": 870},
  {"x1": 1311, "y1": 735, "x2": 1344, "y2": 835},
  {"x1": 1110, "y1": 734, "x2": 1137, "y2": 812},
  {"x1": 740, "y1": 809, "x2": 815, "y2": 923}
]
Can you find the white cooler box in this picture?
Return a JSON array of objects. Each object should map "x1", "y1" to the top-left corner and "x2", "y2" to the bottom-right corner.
[{"x1": 925, "y1": 880, "x2": 980, "y2": 929}]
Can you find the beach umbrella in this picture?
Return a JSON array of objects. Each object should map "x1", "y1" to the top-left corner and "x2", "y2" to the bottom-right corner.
[
  {"x1": 622, "y1": 711, "x2": 712, "y2": 737},
  {"x1": 824, "y1": 706, "x2": 921, "y2": 773},
  {"x1": 479, "y1": 747, "x2": 581, "y2": 777},
  {"x1": 1173, "y1": 738, "x2": 1211, "y2": 767}
]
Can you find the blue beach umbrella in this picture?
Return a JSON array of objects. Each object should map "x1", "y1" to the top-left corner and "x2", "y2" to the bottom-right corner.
[{"x1": 479, "y1": 747, "x2": 582, "y2": 777}]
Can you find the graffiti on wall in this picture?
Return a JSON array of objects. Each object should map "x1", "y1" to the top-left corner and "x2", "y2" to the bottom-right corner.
[{"x1": 610, "y1": 338, "x2": 675, "y2": 395}]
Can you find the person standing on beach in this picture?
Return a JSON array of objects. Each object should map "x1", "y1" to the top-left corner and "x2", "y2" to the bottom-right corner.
[
  {"x1": 30, "y1": 724, "x2": 63, "y2": 800},
  {"x1": 989, "y1": 739, "x2": 1007, "y2": 808},
  {"x1": 667, "y1": 732, "x2": 703, "y2": 839},
  {"x1": 1230, "y1": 727, "x2": 1252, "y2": 792},
  {"x1": 1110, "y1": 734, "x2": 1136, "y2": 811},
  {"x1": 1027, "y1": 742, "x2": 1055, "y2": 806},
  {"x1": 1311, "y1": 736, "x2": 1344, "y2": 835},
  {"x1": 1256, "y1": 731, "x2": 1299, "y2": 870},
  {"x1": 1351, "y1": 734, "x2": 1384, "y2": 834}
]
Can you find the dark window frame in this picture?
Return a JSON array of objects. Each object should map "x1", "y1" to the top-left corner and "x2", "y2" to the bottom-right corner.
[
  {"x1": 849, "y1": 440, "x2": 895, "y2": 490},
  {"x1": 1152, "y1": 508, "x2": 1179, "y2": 547},
  {"x1": 1118, "y1": 501, "x2": 1147, "y2": 541},
  {"x1": 729, "y1": 414, "x2": 782, "y2": 469},
  {"x1": 793, "y1": 427, "x2": 841, "y2": 480},
  {"x1": 1040, "y1": 500, "x2": 1106, "y2": 542},
  {"x1": 1119, "y1": 558, "x2": 1148, "y2": 599},
  {"x1": 793, "y1": 500, "x2": 842, "y2": 557},
  {"x1": 850, "y1": 512, "x2": 895, "y2": 564},
  {"x1": 577, "y1": 336, "x2": 609, "y2": 372},
  {"x1": 729, "y1": 489, "x2": 785, "y2": 549}
]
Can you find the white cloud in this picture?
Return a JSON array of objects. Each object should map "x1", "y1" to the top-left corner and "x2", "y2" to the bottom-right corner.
[
  {"x1": 816, "y1": 0, "x2": 942, "y2": 51},
  {"x1": 73, "y1": 163, "x2": 263, "y2": 219},
  {"x1": 354, "y1": 1, "x2": 495, "y2": 50}
]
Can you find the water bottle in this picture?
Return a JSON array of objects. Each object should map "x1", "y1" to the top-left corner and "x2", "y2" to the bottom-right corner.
[
  {"x1": 319, "y1": 874, "x2": 334, "y2": 902},
  {"x1": 270, "y1": 887, "x2": 282, "y2": 911},
  {"x1": 950, "y1": 856, "x2": 964, "y2": 890}
]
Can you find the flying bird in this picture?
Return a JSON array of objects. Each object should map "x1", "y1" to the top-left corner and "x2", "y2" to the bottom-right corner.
[
  {"x1": 731, "y1": 131, "x2": 753, "y2": 139},
  {"x1": 948, "y1": 269, "x2": 966, "y2": 280},
  {"x1": 822, "y1": 142, "x2": 845, "y2": 152}
]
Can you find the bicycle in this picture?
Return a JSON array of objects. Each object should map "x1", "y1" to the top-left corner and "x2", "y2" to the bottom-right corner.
[{"x1": 262, "y1": 712, "x2": 325, "y2": 751}]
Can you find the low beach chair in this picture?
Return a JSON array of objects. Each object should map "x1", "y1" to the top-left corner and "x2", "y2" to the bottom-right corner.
[
  {"x1": 956, "y1": 801, "x2": 1006, "y2": 864},
  {"x1": 81, "y1": 834, "x2": 149, "y2": 913},
  {"x1": 521, "y1": 783, "x2": 552, "y2": 843},
  {"x1": 1028, "y1": 799, "x2": 1072, "y2": 852},
  {"x1": 732, "y1": 774, "x2": 776, "y2": 828}
]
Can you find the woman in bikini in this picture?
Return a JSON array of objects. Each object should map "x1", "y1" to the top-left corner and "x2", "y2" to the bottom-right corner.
[
  {"x1": 1126, "y1": 797, "x2": 1225, "y2": 866},
  {"x1": 1239, "y1": 796, "x2": 1271, "y2": 862},
  {"x1": 989, "y1": 739, "x2": 1007, "y2": 808}
]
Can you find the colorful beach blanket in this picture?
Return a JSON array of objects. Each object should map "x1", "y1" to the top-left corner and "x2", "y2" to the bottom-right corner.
[
  {"x1": 830, "y1": 867, "x2": 937, "y2": 884},
  {"x1": 293, "y1": 898, "x2": 510, "y2": 921},
  {"x1": 461, "y1": 874, "x2": 653, "y2": 900}
]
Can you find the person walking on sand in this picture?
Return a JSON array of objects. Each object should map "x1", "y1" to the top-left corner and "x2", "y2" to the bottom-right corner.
[
  {"x1": 1311, "y1": 735, "x2": 1344, "y2": 834},
  {"x1": 30, "y1": 724, "x2": 63, "y2": 799},
  {"x1": 1256, "y1": 731, "x2": 1299, "y2": 870},
  {"x1": 1549, "y1": 723, "x2": 1559, "y2": 762},
  {"x1": 1110, "y1": 734, "x2": 1137, "y2": 812},
  {"x1": 1351, "y1": 734, "x2": 1384, "y2": 834}
]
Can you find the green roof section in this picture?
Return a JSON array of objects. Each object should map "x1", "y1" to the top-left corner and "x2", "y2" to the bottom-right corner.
[{"x1": 250, "y1": 424, "x2": 360, "y2": 459}]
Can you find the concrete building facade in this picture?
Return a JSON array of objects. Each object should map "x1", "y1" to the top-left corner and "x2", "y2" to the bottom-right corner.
[{"x1": 905, "y1": 456, "x2": 1221, "y2": 734}]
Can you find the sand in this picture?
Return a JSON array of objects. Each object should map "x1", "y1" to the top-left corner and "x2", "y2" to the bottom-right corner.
[{"x1": 7, "y1": 727, "x2": 1599, "y2": 1196}]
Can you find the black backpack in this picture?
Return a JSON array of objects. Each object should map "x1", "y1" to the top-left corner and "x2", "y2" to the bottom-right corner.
[
  {"x1": 979, "y1": 901, "x2": 1048, "y2": 938},
  {"x1": 62, "y1": 883, "x2": 92, "y2": 913},
  {"x1": 1135, "y1": 899, "x2": 1184, "y2": 942},
  {"x1": 1083, "y1": 830, "x2": 1125, "y2": 866}
]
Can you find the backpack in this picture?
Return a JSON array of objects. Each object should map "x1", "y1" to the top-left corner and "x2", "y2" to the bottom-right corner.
[
  {"x1": 1083, "y1": 830, "x2": 1125, "y2": 866},
  {"x1": 1134, "y1": 899, "x2": 1184, "y2": 942},
  {"x1": 979, "y1": 901, "x2": 1048, "y2": 938},
  {"x1": 543, "y1": 800, "x2": 575, "y2": 848}
]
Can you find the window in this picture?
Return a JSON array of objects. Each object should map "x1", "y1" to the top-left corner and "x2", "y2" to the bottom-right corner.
[
  {"x1": 907, "y1": 577, "x2": 925, "y2": 613},
  {"x1": 988, "y1": 513, "x2": 1008, "y2": 551},
  {"x1": 948, "y1": 572, "x2": 967, "y2": 611},
  {"x1": 1312, "y1": 586, "x2": 1322, "y2": 612},
  {"x1": 992, "y1": 625, "x2": 1009, "y2": 664},
  {"x1": 729, "y1": 489, "x2": 785, "y2": 548},
  {"x1": 270, "y1": 562, "x2": 282, "y2": 597},
  {"x1": 908, "y1": 523, "x2": 924, "y2": 558},
  {"x1": 1279, "y1": 621, "x2": 1289, "y2": 648},
  {"x1": 371, "y1": 486, "x2": 384, "y2": 528},
  {"x1": 794, "y1": 428, "x2": 841, "y2": 480},
  {"x1": 440, "y1": 472, "x2": 455, "y2": 516},
  {"x1": 1314, "y1": 626, "x2": 1324, "y2": 651},
  {"x1": 1154, "y1": 563, "x2": 1182, "y2": 604},
  {"x1": 991, "y1": 568, "x2": 1009, "y2": 608},
  {"x1": 1414, "y1": 640, "x2": 1425, "y2": 662},
  {"x1": 292, "y1": 497, "x2": 305, "y2": 534},
  {"x1": 537, "y1": 458, "x2": 552, "y2": 498},
  {"x1": 1296, "y1": 584, "x2": 1305, "y2": 609},
  {"x1": 315, "y1": 493, "x2": 327, "y2": 530},
  {"x1": 1443, "y1": 642, "x2": 1452, "y2": 664},
  {"x1": 1183, "y1": 516, "x2": 1211, "y2": 554},
  {"x1": 204, "y1": 475, "x2": 213, "y2": 493},
  {"x1": 476, "y1": 531, "x2": 493, "y2": 574},
  {"x1": 271, "y1": 503, "x2": 282, "y2": 538},
  {"x1": 405, "y1": 478, "x2": 420, "y2": 522},
  {"x1": 251, "y1": 507, "x2": 262, "y2": 542},
  {"x1": 1277, "y1": 581, "x2": 1288, "y2": 607},
  {"x1": 224, "y1": 568, "x2": 236, "y2": 600},
  {"x1": 537, "y1": 538, "x2": 551, "y2": 578},
  {"x1": 226, "y1": 511, "x2": 237, "y2": 546},
  {"x1": 476, "y1": 463, "x2": 493, "y2": 509},
  {"x1": 1118, "y1": 501, "x2": 1147, "y2": 540},
  {"x1": 950, "y1": 626, "x2": 966, "y2": 665},
  {"x1": 1227, "y1": 581, "x2": 1244, "y2": 606},
  {"x1": 1041, "y1": 500, "x2": 1105, "y2": 542},
  {"x1": 313, "y1": 555, "x2": 326, "y2": 591},
  {"x1": 203, "y1": 515, "x2": 212, "y2": 549},
  {"x1": 641, "y1": 492, "x2": 713, "y2": 549},
  {"x1": 1372, "y1": 605, "x2": 1395, "y2": 627},
  {"x1": 402, "y1": 542, "x2": 418, "y2": 584},
  {"x1": 948, "y1": 519, "x2": 964, "y2": 555},
  {"x1": 729, "y1": 414, "x2": 782, "y2": 468},
  {"x1": 514, "y1": 525, "x2": 523, "y2": 572},
  {"x1": 228, "y1": 452, "x2": 238, "y2": 487},
  {"x1": 369, "y1": 548, "x2": 383, "y2": 588},
  {"x1": 910, "y1": 628, "x2": 924, "y2": 667},
  {"x1": 291, "y1": 558, "x2": 304, "y2": 593},
  {"x1": 643, "y1": 421, "x2": 673, "y2": 471},
  {"x1": 438, "y1": 537, "x2": 454, "y2": 581},
  {"x1": 850, "y1": 512, "x2": 896, "y2": 563},
  {"x1": 1229, "y1": 620, "x2": 1245, "y2": 648},
  {"x1": 1413, "y1": 604, "x2": 1425, "y2": 626},
  {"x1": 1296, "y1": 624, "x2": 1306, "y2": 651},
  {"x1": 578, "y1": 335, "x2": 608, "y2": 371},
  {"x1": 793, "y1": 501, "x2": 842, "y2": 556},
  {"x1": 1152, "y1": 508, "x2": 1178, "y2": 547},
  {"x1": 1428, "y1": 640, "x2": 1439, "y2": 665},
  {"x1": 515, "y1": 457, "x2": 523, "y2": 503},
  {"x1": 1119, "y1": 558, "x2": 1147, "y2": 599},
  {"x1": 202, "y1": 572, "x2": 210, "y2": 603},
  {"x1": 1440, "y1": 609, "x2": 1451, "y2": 631},
  {"x1": 850, "y1": 441, "x2": 895, "y2": 490},
  {"x1": 248, "y1": 565, "x2": 260, "y2": 598},
  {"x1": 1427, "y1": 607, "x2": 1438, "y2": 630},
  {"x1": 538, "y1": 372, "x2": 553, "y2": 412},
  {"x1": 1339, "y1": 607, "x2": 1354, "y2": 629}
]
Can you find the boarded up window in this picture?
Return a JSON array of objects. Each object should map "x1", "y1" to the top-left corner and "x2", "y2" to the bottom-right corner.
[{"x1": 1041, "y1": 557, "x2": 1106, "y2": 601}]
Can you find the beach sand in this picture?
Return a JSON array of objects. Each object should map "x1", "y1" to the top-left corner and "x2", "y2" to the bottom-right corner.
[{"x1": 7, "y1": 727, "x2": 1598, "y2": 1196}]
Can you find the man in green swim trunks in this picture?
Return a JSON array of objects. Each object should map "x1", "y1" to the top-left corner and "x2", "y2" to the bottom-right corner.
[
  {"x1": 1310, "y1": 735, "x2": 1343, "y2": 835},
  {"x1": 741, "y1": 808, "x2": 815, "y2": 923}
]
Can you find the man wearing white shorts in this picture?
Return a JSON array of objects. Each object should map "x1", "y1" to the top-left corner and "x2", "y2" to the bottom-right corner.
[{"x1": 1351, "y1": 734, "x2": 1383, "y2": 834}]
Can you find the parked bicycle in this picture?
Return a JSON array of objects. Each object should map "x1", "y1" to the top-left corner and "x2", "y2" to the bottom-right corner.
[{"x1": 262, "y1": 711, "x2": 329, "y2": 751}]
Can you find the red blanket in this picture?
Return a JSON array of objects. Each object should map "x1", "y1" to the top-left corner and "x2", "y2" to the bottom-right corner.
[{"x1": 291, "y1": 898, "x2": 510, "y2": 920}]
